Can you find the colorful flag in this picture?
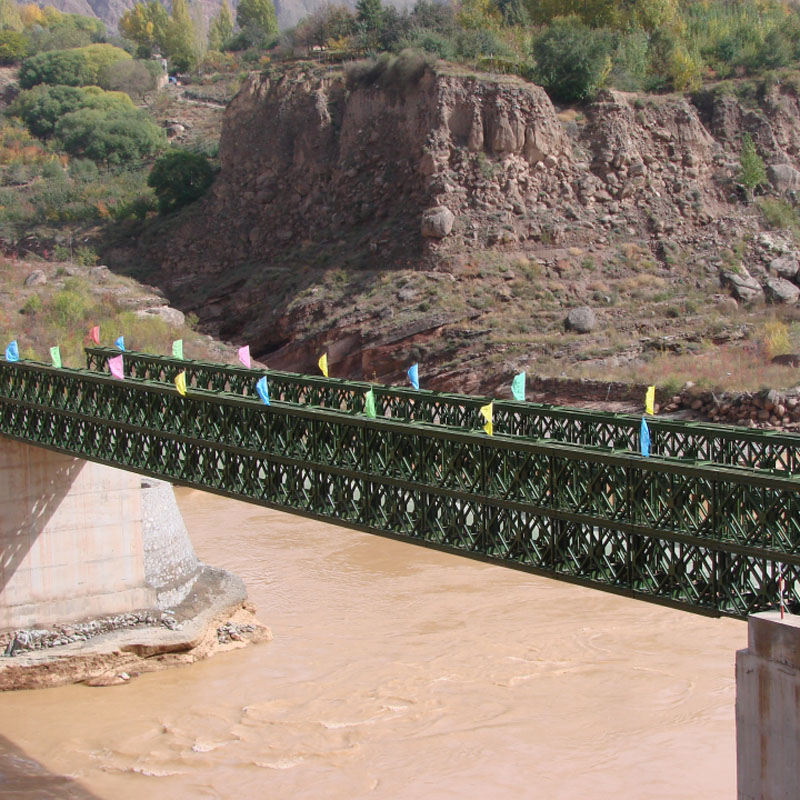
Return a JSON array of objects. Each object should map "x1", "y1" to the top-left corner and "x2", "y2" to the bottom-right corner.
[
  {"x1": 50, "y1": 346, "x2": 61, "y2": 369},
  {"x1": 172, "y1": 339, "x2": 183, "y2": 359},
  {"x1": 645, "y1": 385, "x2": 655, "y2": 415},
  {"x1": 108, "y1": 354, "x2": 124, "y2": 380},
  {"x1": 318, "y1": 353, "x2": 328, "y2": 378},
  {"x1": 640, "y1": 416, "x2": 650, "y2": 458},
  {"x1": 4, "y1": 340, "x2": 18, "y2": 362},
  {"x1": 89, "y1": 325, "x2": 100, "y2": 345},
  {"x1": 238, "y1": 345, "x2": 251, "y2": 369},
  {"x1": 480, "y1": 402, "x2": 493, "y2": 436},
  {"x1": 511, "y1": 371, "x2": 525, "y2": 402},
  {"x1": 175, "y1": 371, "x2": 187, "y2": 396},
  {"x1": 256, "y1": 375, "x2": 270, "y2": 405},
  {"x1": 407, "y1": 363, "x2": 419, "y2": 390},
  {"x1": 114, "y1": 335, "x2": 125, "y2": 352},
  {"x1": 364, "y1": 388, "x2": 376, "y2": 418}
]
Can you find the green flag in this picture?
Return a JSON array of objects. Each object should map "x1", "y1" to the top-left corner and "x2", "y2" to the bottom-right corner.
[
  {"x1": 364, "y1": 388, "x2": 376, "y2": 418},
  {"x1": 511, "y1": 371, "x2": 525, "y2": 402},
  {"x1": 50, "y1": 346, "x2": 61, "y2": 369},
  {"x1": 172, "y1": 339, "x2": 183, "y2": 359}
]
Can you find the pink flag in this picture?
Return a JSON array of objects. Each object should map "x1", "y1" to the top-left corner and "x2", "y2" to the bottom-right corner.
[
  {"x1": 238, "y1": 345, "x2": 251, "y2": 369},
  {"x1": 108, "y1": 354, "x2": 124, "y2": 380},
  {"x1": 88, "y1": 325, "x2": 100, "y2": 345}
]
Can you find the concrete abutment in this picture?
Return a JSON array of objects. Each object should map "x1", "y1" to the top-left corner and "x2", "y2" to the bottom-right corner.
[
  {"x1": 737, "y1": 611, "x2": 800, "y2": 800},
  {"x1": 0, "y1": 436, "x2": 268, "y2": 688}
]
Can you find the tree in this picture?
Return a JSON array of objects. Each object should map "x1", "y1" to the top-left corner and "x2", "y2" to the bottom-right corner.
[
  {"x1": 0, "y1": 0, "x2": 22, "y2": 32},
  {"x1": 163, "y1": 0, "x2": 196, "y2": 71},
  {"x1": 236, "y1": 0, "x2": 278, "y2": 46},
  {"x1": 356, "y1": 0, "x2": 382, "y2": 31},
  {"x1": 119, "y1": 1, "x2": 169, "y2": 56},
  {"x1": 532, "y1": 15, "x2": 614, "y2": 102},
  {"x1": 0, "y1": 31, "x2": 27, "y2": 64},
  {"x1": 208, "y1": 0, "x2": 234, "y2": 51},
  {"x1": 147, "y1": 150, "x2": 214, "y2": 212}
]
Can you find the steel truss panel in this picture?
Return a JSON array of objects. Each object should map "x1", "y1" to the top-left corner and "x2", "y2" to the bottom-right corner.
[
  {"x1": 6, "y1": 359, "x2": 800, "y2": 619},
  {"x1": 86, "y1": 347, "x2": 800, "y2": 474}
]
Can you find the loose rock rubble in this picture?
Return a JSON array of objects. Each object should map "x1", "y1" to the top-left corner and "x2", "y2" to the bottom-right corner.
[
  {"x1": 1, "y1": 610, "x2": 183, "y2": 656},
  {"x1": 216, "y1": 621, "x2": 257, "y2": 644},
  {"x1": 663, "y1": 386, "x2": 800, "y2": 429}
]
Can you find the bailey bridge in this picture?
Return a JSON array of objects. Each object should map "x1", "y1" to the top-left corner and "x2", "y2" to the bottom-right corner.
[{"x1": 0, "y1": 346, "x2": 798, "y2": 623}]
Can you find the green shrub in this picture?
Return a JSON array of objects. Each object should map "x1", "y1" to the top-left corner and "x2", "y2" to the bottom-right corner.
[
  {"x1": 18, "y1": 44, "x2": 131, "y2": 89},
  {"x1": 55, "y1": 108, "x2": 166, "y2": 166},
  {"x1": 739, "y1": 132, "x2": 767, "y2": 195},
  {"x1": 21, "y1": 294, "x2": 42, "y2": 314},
  {"x1": 47, "y1": 288, "x2": 90, "y2": 326},
  {"x1": 10, "y1": 85, "x2": 134, "y2": 138},
  {"x1": 0, "y1": 30, "x2": 27, "y2": 64},
  {"x1": 532, "y1": 16, "x2": 614, "y2": 102},
  {"x1": 147, "y1": 150, "x2": 214, "y2": 212}
]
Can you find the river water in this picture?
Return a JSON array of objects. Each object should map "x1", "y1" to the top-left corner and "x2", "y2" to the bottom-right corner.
[{"x1": 0, "y1": 488, "x2": 744, "y2": 799}]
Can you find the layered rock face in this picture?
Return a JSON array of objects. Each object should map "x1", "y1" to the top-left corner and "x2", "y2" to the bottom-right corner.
[{"x1": 144, "y1": 61, "x2": 800, "y2": 387}]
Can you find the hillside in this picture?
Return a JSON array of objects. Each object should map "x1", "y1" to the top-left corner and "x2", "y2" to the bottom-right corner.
[
  {"x1": 110, "y1": 57, "x2": 800, "y2": 396},
  {"x1": 45, "y1": 0, "x2": 414, "y2": 36}
]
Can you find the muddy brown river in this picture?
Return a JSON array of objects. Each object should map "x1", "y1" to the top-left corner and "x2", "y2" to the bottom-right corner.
[{"x1": 0, "y1": 488, "x2": 743, "y2": 798}]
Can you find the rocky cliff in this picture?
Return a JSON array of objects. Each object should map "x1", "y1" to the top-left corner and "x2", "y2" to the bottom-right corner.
[{"x1": 135, "y1": 59, "x2": 800, "y2": 393}]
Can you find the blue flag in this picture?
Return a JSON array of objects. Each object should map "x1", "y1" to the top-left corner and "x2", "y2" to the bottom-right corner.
[
  {"x1": 114, "y1": 335, "x2": 125, "y2": 352},
  {"x1": 256, "y1": 375, "x2": 270, "y2": 406},
  {"x1": 511, "y1": 371, "x2": 525, "y2": 402},
  {"x1": 4, "y1": 340, "x2": 18, "y2": 362},
  {"x1": 640, "y1": 416, "x2": 650, "y2": 458},
  {"x1": 407, "y1": 363, "x2": 419, "y2": 390}
]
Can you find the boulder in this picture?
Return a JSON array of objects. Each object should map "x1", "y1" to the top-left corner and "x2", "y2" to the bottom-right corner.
[
  {"x1": 765, "y1": 277, "x2": 800, "y2": 304},
  {"x1": 24, "y1": 270, "x2": 46, "y2": 287},
  {"x1": 135, "y1": 306, "x2": 185, "y2": 328},
  {"x1": 721, "y1": 269, "x2": 764, "y2": 304},
  {"x1": 564, "y1": 306, "x2": 597, "y2": 334},
  {"x1": 770, "y1": 255, "x2": 800, "y2": 282},
  {"x1": 767, "y1": 163, "x2": 800, "y2": 193},
  {"x1": 88, "y1": 265, "x2": 111, "y2": 283},
  {"x1": 421, "y1": 206, "x2": 455, "y2": 239}
]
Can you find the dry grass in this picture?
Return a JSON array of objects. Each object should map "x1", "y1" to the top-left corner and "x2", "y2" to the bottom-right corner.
[{"x1": 0, "y1": 256, "x2": 224, "y2": 368}]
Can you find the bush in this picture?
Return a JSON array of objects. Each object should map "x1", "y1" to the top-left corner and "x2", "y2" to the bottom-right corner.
[
  {"x1": 55, "y1": 108, "x2": 166, "y2": 166},
  {"x1": 0, "y1": 30, "x2": 27, "y2": 64},
  {"x1": 739, "y1": 132, "x2": 767, "y2": 195},
  {"x1": 147, "y1": 150, "x2": 214, "y2": 212},
  {"x1": 10, "y1": 84, "x2": 134, "y2": 138},
  {"x1": 18, "y1": 44, "x2": 131, "y2": 89},
  {"x1": 533, "y1": 16, "x2": 614, "y2": 103},
  {"x1": 97, "y1": 58, "x2": 161, "y2": 98}
]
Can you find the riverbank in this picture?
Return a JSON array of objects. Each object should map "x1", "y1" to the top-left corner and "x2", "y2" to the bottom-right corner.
[{"x1": 0, "y1": 565, "x2": 270, "y2": 691}]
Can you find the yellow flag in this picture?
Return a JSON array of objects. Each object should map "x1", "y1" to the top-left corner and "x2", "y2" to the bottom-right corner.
[
  {"x1": 480, "y1": 402, "x2": 493, "y2": 436},
  {"x1": 645, "y1": 385, "x2": 655, "y2": 415},
  {"x1": 175, "y1": 371, "x2": 187, "y2": 396},
  {"x1": 318, "y1": 352, "x2": 328, "y2": 378}
]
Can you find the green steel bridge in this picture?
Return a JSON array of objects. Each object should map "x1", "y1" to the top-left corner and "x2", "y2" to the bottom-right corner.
[{"x1": 1, "y1": 348, "x2": 799, "y2": 620}]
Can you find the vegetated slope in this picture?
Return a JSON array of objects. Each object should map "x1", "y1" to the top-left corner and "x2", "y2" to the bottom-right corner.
[
  {"x1": 125, "y1": 58, "x2": 800, "y2": 395},
  {"x1": 44, "y1": 0, "x2": 414, "y2": 37}
]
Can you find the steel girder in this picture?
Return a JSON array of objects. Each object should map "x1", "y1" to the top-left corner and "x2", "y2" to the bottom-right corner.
[{"x1": 4, "y1": 360, "x2": 800, "y2": 618}]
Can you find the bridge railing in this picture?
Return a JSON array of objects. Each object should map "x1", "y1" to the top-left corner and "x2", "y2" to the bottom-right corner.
[
  {"x1": 85, "y1": 346, "x2": 800, "y2": 474},
  {"x1": 3, "y1": 358, "x2": 799, "y2": 619}
]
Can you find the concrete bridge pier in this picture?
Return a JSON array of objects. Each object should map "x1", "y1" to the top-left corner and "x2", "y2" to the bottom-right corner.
[
  {"x1": 737, "y1": 611, "x2": 800, "y2": 800},
  {"x1": 0, "y1": 437, "x2": 200, "y2": 631}
]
